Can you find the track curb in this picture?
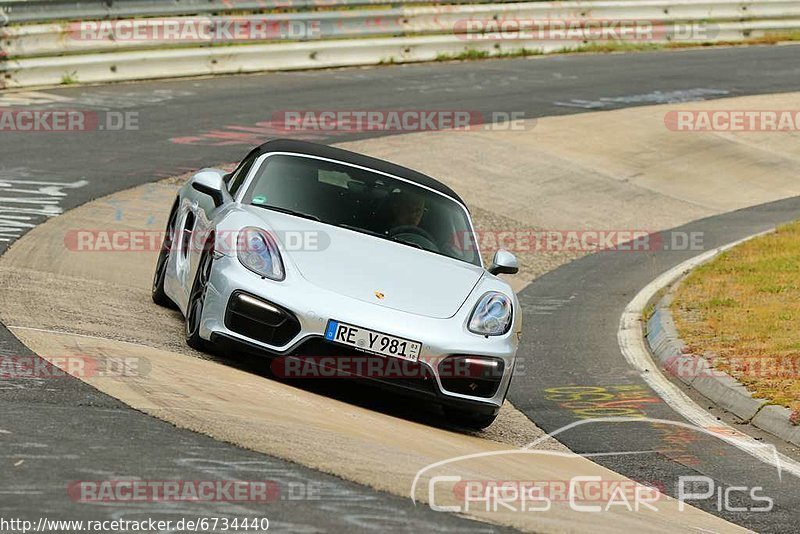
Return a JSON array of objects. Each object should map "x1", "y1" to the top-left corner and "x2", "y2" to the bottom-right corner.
[{"x1": 644, "y1": 235, "x2": 800, "y2": 448}]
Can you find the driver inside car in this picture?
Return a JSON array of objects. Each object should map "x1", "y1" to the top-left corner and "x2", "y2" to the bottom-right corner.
[
  {"x1": 385, "y1": 190, "x2": 426, "y2": 230},
  {"x1": 380, "y1": 190, "x2": 441, "y2": 252}
]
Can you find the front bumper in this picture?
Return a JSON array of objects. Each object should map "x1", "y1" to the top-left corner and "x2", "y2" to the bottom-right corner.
[{"x1": 200, "y1": 254, "x2": 519, "y2": 409}]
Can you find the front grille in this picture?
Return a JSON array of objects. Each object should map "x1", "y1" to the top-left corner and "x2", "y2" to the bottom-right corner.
[
  {"x1": 225, "y1": 291, "x2": 301, "y2": 347},
  {"x1": 288, "y1": 338, "x2": 438, "y2": 395}
]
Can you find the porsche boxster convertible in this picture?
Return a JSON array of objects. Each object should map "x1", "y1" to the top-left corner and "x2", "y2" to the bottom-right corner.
[{"x1": 152, "y1": 139, "x2": 521, "y2": 429}]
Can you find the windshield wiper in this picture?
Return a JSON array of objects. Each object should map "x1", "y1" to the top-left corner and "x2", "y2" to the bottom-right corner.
[
  {"x1": 252, "y1": 204, "x2": 321, "y2": 222},
  {"x1": 339, "y1": 224, "x2": 384, "y2": 238},
  {"x1": 390, "y1": 236, "x2": 424, "y2": 250}
]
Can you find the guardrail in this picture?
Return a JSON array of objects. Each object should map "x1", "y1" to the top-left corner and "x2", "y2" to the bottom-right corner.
[
  {"x1": 1, "y1": 0, "x2": 799, "y2": 89},
  {"x1": 0, "y1": 0, "x2": 532, "y2": 25}
]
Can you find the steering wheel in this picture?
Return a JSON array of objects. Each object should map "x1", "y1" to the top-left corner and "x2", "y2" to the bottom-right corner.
[{"x1": 389, "y1": 225, "x2": 439, "y2": 252}]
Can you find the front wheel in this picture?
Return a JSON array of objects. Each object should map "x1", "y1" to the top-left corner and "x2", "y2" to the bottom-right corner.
[
  {"x1": 185, "y1": 246, "x2": 214, "y2": 351},
  {"x1": 443, "y1": 406, "x2": 498, "y2": 430}
]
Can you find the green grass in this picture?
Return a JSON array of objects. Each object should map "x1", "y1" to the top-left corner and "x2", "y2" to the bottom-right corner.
[
  {"x1": 556, "y1": 41, "x2": 664, "y2": 54},
  {"x1": 672, "y1": 221, "x2": 800, "y2": 419},
  {"x1": 60, "y1": 72, "x2": 78, "y2": 85},
  {"x1": 433, "y1": 31, "x2": 800, "y2": 64},
  {"x1": 436, "y1": 49, "x2": 490, "y2": 61},
  {"x1": 435, "y1": 47, "x2": 543, "y2": 62}
]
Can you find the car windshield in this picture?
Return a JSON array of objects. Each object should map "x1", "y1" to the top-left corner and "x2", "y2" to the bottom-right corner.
[{"x1": 241, "y1": 154, "x2": 481, "y2": 266}]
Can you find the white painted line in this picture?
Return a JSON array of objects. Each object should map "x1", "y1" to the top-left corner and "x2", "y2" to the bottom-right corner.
[{"x1": 618, "y1": 230, "x2": 800, "y2": 480}]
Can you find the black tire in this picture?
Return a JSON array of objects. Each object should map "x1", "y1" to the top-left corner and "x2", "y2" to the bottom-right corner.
[
  {"x1": 185, "y1": 244, "x2": 214, "y2": 351},
  {"x1": 443, "y1": 406, "x2": 498, "y2": 430},
  {"x1": 152, "y1": 202, "x2": 178, "y2": 308}
]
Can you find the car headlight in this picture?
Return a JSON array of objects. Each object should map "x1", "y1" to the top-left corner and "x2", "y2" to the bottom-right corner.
[
  {"x1": 468, "y1": 292, "x2": 513, "y2": 336},
  {"x1": 237, "y1": 227, "x2": 285, "y2": 281}
]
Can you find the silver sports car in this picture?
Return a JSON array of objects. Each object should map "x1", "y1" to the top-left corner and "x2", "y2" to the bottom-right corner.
[{"x1": 152, "y1": 139, "x2": 521, "y2": 429}]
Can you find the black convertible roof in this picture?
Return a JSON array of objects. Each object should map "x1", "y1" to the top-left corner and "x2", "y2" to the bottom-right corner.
[{"x1": 249, "y1": 139, "x2": 466, "y2": 207}]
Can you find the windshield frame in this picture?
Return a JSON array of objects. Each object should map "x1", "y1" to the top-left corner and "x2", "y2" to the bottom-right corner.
[{"x1": 235, "y1": 151, "x2": 483, "y2": 268}]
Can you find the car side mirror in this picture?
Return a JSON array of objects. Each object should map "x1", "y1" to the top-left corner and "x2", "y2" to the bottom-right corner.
[
  {"x1": 489, "y1": 249, "x2": 519, "y2": 275},
  {"x1": 191, "y1": 170, "x2": 228, "y2": 207}
]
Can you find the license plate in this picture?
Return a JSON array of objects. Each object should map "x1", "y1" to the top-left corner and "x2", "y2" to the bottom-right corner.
[{"x1": 324, "y1": 320, "x2": 421, "y2": 362}]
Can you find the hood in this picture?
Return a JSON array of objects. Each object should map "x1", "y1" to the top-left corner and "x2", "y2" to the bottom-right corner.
[{"x1": 248, "y1": 208, "x2": 484, "y2": 319}]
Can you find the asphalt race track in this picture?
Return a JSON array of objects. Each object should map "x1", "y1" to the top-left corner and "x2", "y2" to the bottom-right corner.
[
  {"x1": 510, "y1": 197, "x2": 800, "y2": 533},
  {"x1": 1, "y1": 45, "x2": 800, "y2": 531}
]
